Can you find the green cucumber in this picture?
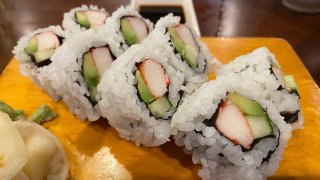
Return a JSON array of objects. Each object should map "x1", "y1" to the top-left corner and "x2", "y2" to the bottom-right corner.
[
  {"x1": 246, "y1": 114, "x2": 273, "y2": 139},
  {"x1": 229, "y1": 93, "x2": 265, "y2": 116},
  {"x1": 147, "y1": 95, "x2": 172, "y2": 118},
  {"x1": 284, "y1": 75, "x2": 300, "y2": 97}
]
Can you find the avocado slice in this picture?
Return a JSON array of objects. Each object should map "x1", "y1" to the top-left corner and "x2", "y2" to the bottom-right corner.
[
  {"x1": 135, "y1": 70, "x2": 155, "y2": 104},
  {"x1": 168, "y1": 27, "x2": 198, "y2": 69},
  {"x1": 229, "y1": 93, "x2": 264, "y2": 116},
  {"x1": 284, "y1": 75, "x2": 300, "y2": 97},
  {"x1": 34, "y1": 49, "x2": 55, "y2": 63},
  {"x1": 25, "y1": 37, "x2": 38, "y2": 55},
  {"x1": 246, "y1": 114, "x2": 273, "y2": 139},
  {"x1": 83, "y1": 52, "x2": 100, "y2": 102},
  {"x1": 76, "y1": 11, "x2": 90, "y2": 29},
  {"x1": 185, "y1": 44, "x2": 198, "y2": 69},
  {"x1": 120, "y1": 18, "x2": 138, "y2": 46},
  {"x1": 147, "y1": 95, "x2": 172, "y2": 118}
]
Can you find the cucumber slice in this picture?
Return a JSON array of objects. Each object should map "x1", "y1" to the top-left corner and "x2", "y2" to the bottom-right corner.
[
  {"x1": 135, "y1": 70, "x2": 155, "y2": 104},
  {"x1": 25, "y1": 37, "x2": 38, "y2": 55},
  {"x1": 34, "y1": 49, "x2": 54, "y2": 63},
  {"x1": 246, "y1": 115, "x2": 273, "y2": 139},
  {"x1": 147, "y1": 96, "x2": 172, "y2": 118},
  {"x1": 229, "y1": 93, "x2": 265, "y2": 116},
  {"x1": 284, "y1": 75, "x2": 300, "y2": 97}
]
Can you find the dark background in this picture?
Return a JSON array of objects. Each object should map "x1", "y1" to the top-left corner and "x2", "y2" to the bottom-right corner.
[{"x1": 0, "y1": 0, "x2": 319, "y2": 85}]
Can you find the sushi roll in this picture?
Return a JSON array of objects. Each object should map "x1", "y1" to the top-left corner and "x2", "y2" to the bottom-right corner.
[
  {"x1": 47, "y1": 29, "x2": 123, "y2": 121},
  {"x1": 12, "y1": 25, "x2": 68, "y2": 101},
  {"x1": 0, "y1": 111, "x2": 68, "y2": 180},
  {"x1": 101, "y1": 6, "x2": 154, "y2": 51},
  {"x1": 62, "y1": 4, "x2": 109, "y2": 33},
  {"x1": 98, "y1": 43, "x2": 185, "y2": 147},
  {"x1": 171, "y1": 75, "x2": 293, "y2": 180},
  {"x1": 153, "y1": 14, "x2": 220, "y2": 80},
  {"x1": 217, "y1": 47, "x2": 303, "y2": 129}
]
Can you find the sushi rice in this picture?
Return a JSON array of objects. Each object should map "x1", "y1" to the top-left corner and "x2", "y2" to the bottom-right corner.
[{"x1": 12, "y1": 25, "x2": 69, "y2": 101}]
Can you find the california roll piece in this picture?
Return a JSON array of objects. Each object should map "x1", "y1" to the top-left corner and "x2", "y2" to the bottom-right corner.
[
  {"x1": 101, "y1": 6, "x2": 153, "y2": 50},
  {"x1": 12, "y1": 25, "x2": 68, "y2": 101},
  {"x1": 47, "y1": 29, "x2": 123, "y2": 121},
  {"x1": 98, "y1": 43, "x2": 184, "y2": 147},
  {"x1": 153, "y1": 14, "x2": 220, "y2": 80},
  {"x1": 217, "y1": 47, "x2": 303, "y2": 129},
  {"x1": 171, "y1": 75, "x2": 293, "y2": 180},
  {"x1": 62, "y1": 4, "x2": 109, "y2": 33}
]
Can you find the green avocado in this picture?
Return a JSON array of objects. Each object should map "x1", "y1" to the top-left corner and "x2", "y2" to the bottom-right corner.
[
  {"x1": 76, "y1": 11, "x2": 90, "y2": 29},
  {"x1": 135, "y1": 70, "x2": 155, "y2": 104},
  {"x1": 185, "y1": 44, "x2": 198, "y2": 69},
  {"x1": 120, "y1": 18, "x2": 138, "y2": 46},
  {"x1": 147, "y1": 95, "x2": 172, "y2": 118},
  {"x1": 25, "y1": 37, "x2": 38, "y2": 55},
  {"x1": 34, "y1": 49, "x2": 55, "y2": 63},
  {"x1": 168, "y1": 27, "x2": 185, "y2": 56},
  {"x1": 229, "y1": 93, "x2": 265, "y2": 116},
  {"x1": 246, "y1": 114, "x2": 273, "y2": 139},
  {"x1": 83, "y1": 52, "x2": 100, "y2": 102},
  {"x1": 168, "y1": 27, "x2": 198, "y2": 69}
]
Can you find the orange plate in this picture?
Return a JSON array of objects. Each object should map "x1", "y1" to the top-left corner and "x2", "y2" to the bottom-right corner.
[{"x1": 0, "y1": 38, "x2": 320, "y2": 179}]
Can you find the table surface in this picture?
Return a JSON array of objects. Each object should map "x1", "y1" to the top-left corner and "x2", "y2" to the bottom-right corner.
[
  {"x1": 0, "y1": 38, "x2": 319, "y2": 179},
  {"x1": 0, "y1": 0, "x2": 319, "y2": 85}
]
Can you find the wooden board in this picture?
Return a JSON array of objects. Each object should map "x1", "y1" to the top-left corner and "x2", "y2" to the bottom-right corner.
[{"x1": 0, "y1": 38, "x2": 319, "y2": 179}]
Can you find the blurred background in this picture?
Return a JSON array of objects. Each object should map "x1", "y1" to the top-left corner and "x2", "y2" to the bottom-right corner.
[{"x1": 0, "y1": 0, "x2": 319, "y2": 84}]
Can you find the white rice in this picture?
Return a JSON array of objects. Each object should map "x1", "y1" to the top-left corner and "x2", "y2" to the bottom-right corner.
[
  {"x1": 171, "y1": 74, "x2": 293, "y2": 180},
  {"x1": 62, "y1": 4, "x2": 109, "y2": 34},
  {"x1": 98, "y1": 42, "x2": 185, "y2": 147},
  {"x1": 44, "y1": 29, "x2": 123, "y2": 121},
  {"x1": 100, "y1": 6, "x2": 154, "y2": 52},
  {"x1": 217, "y1": 47, "x2": 303, "y2": 129},
  {"x1": 12, "y1": 25, "x2": 69, "y2": 101}
]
